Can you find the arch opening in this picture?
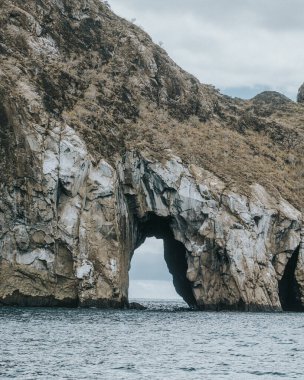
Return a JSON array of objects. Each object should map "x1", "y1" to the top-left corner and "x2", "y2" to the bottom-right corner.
[
  {"x1": 129, "y1": 214, "x2": 196, "y2": 307},
  {"x1": 129, "y1": 237, "x2": 183, "y2": 300},
  {"x1": 278, "y1": 246, "x2": 302, "y2": 311}
]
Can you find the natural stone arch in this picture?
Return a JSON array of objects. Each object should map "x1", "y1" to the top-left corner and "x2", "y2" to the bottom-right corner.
[
  {"x1": 118, "y1": 151, "x2": 304, "y2": 311},
  {"x1": 0, "y1": 0, "x2": 303, "y2": 312},
  {"x1": 0, "y1": 125, "x2": 303, "y2": 311}
]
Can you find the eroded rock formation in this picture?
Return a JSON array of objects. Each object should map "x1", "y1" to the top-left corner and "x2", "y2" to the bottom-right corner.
[{"x1": 0, "y1": 0, "x2": 303, "y2": 310}]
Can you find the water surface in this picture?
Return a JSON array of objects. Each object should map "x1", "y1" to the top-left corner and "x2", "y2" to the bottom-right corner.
[{"x1": 1, "y1": 299, "x2": 304, "y2": 379}]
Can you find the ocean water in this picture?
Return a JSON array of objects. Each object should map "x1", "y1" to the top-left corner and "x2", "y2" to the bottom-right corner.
[{"x1": 0, "y1": 299, "x2": 304, "y2": 380}]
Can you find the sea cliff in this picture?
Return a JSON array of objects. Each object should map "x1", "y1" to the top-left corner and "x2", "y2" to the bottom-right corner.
[{"x1": 0, "y1": 0, "x2": 303, "y2": 310}]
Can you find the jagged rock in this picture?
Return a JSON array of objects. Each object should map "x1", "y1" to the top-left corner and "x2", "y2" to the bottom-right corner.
[
  {"x1": 129, "y1": 302, "x2": 147, "y2": 310},
  {"x1": 298, "y1": 83, "x2": 304, "y2": 103},
  {"x1": 0, "y1": 0, "x2": 303, "y2": 311}
]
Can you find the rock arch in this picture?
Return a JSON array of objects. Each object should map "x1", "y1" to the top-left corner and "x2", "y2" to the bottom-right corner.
[
  {"x1": 0, "y1": 127, "x2": 303, "y2": 311},
  {"x1": 0, "y1": 0, "x2": 303, "y2": 312},
  {"x1": 117, "y1": 151, "x2": 304, "y2": 311}
]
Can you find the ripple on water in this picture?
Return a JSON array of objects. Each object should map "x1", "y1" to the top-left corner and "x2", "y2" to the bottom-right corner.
[{"x1": 0, "y1": 300, "x2": 304, "y2": 379}]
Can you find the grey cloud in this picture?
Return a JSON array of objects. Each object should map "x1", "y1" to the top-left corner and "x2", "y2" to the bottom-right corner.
[
  {"x1": 130, "y1": 238, "x2": 172, "y2": 281},
  {"x1": 111, "y1": 0, "x2": 304, "y2": 30},
  {"x1": 129, "y1": 280, "x2": 182, "y2": 299},
  {"x1": 109, "y1": 0, "x2": 304, "y2": 99}
]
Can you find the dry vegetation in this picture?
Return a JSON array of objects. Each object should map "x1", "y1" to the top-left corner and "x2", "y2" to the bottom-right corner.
[
  {"x1": 0, "y1": 0, "x2": 303, "y2": 210},
  {"x1": 122, "y1": 102, "x2": 304, "y2": 210}
]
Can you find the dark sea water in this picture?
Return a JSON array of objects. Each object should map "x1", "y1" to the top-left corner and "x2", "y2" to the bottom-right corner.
[{"x1": 1, "y1": 299, "x2": 304, "y2": 379}]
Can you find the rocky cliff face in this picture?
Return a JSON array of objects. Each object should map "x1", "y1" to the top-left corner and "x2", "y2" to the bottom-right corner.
[{"x1": 0, "y1": 0, "x2": 303, "y2": 310}]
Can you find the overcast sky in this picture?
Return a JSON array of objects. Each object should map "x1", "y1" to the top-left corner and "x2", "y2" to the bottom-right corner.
[
  {"x1": 129, "y1": 238, "x2": 183, "y2": 300},
  {"x1": 109, "y1": 0, "x2": 304, "y2": 99},
  {"x1": 110, "y1": 0, "x2": 304, "y2": 300}
]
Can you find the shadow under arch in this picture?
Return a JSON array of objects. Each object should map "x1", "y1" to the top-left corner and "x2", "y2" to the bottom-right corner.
[{"x1": 278, "y1": 246, "x2": 303, "y2": 311}]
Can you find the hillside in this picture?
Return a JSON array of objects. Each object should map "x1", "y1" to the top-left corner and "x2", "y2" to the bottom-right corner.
[{"x1": 0, "y1": 0, "x2": 303, "y2": 210}]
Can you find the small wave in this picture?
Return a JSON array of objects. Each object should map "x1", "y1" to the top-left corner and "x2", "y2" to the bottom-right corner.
[
  {"x1": 180, "y1": 367, "x2": 197, "y2": 372},
  {"x1": 248, "y1": 371, "x2": 288, "y2": 377},
  {"x1": 113, "y1": 364, "x2": 136, "y2": 371}
]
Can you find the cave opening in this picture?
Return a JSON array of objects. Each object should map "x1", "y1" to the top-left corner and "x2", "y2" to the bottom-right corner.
[
  {"x1": 129, "y1": 214, "x2": 196, "y2": 307},
  {"x1": 278, "y1": 246, "x2": 302, "y2": 311}
]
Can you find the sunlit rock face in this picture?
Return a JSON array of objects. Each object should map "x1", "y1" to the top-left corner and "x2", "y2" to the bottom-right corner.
[{"x1": 0, "y1": 0, "x2": 303, "y2": 310}]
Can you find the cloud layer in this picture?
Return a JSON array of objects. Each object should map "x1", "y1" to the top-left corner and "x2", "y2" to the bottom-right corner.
[
  {"x1": 129, "y1": 238, "x2": 182, "y2": 299},
  {"x1": 109, "y1": 0, "x2": 304, "y2": 99},
  {"x1": 129, "y1": 280, "x2": 182, "y2": 300},
  {"x1": 130, "y1": 238, "x2": 171, "y2": 281}
]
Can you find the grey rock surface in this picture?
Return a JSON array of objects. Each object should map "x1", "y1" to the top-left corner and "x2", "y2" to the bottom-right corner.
[
  {"x1": 1, "y1": 129, "x2": 303, "y2": 310},
  {"x1": 298, "y1": 83, "x2": 304, "y2": 103}
]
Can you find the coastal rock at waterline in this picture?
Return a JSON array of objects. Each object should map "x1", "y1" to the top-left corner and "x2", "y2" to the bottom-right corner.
[
  {"x1": 0, "y1": 0, "x2": 303, "y2": 311},
  {"x1": 1, "y1": 132, "x2": 303, "y2": 310}
]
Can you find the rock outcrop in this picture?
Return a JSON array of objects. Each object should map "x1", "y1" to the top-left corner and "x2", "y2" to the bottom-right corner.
[
  {"x1": 298, "y1": 83, "x2": 304, "y2": 103},
  {"x1": 0, "y1": 0, "x2": 303, "y2": 310}
]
